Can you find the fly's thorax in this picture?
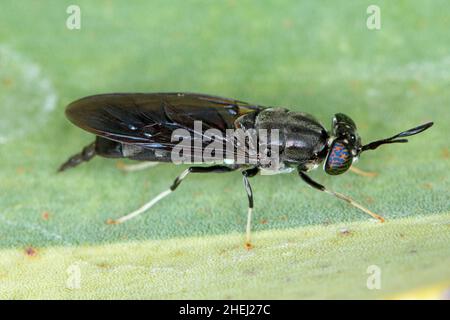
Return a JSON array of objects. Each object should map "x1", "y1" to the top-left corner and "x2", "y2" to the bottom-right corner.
[{"x1": 251, "y1": 108, "x2": 329, "y2": 170}]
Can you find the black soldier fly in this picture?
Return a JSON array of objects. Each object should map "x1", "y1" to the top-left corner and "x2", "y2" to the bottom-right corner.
[{"x1": 59, "y1": 93, "x2": 433, "y2": 248}]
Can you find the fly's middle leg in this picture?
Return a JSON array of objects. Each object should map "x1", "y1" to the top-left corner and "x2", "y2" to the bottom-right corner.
[{"x1": 242, "y1": 167, "x2": 259, "y2": 250}]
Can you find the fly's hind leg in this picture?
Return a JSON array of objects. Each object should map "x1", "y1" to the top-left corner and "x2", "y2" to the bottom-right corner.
[
  {"x1": 108, "y1": 165, "x2": 237, "y2": 224},
  {"x1": 58, "y1": 142, "x2": 96, "y2": 172}
]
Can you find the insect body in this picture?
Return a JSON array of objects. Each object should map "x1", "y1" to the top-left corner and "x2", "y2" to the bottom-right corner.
[{"x1": 60, "y1": 93, "x2": 433, "y2": 248}]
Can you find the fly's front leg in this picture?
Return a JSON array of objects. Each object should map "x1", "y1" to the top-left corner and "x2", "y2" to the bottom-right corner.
[
  {"x1": 349, "y1": 166, "x2": 378, "y2": 178},
  {"x1": 242, "y1": 167, "x2": 259, "y2": 249},
  {"x1": 298, "y1": 170, "x2": 385, "y2": 223},
  {"x1": 108, "y1": 165, "x2": 237, "y2": 224}
]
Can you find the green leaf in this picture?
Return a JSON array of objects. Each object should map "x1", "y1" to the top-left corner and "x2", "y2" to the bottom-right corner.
[{"x1": 0, "y1": 0, "x2": 449, "y2": 299}]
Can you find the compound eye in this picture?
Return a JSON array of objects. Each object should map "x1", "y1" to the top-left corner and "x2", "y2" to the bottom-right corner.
[{"x1": 325, "y1": 140, "x2": 353, "y2": 175}]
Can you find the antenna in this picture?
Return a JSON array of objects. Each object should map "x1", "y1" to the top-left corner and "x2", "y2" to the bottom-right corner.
[{"x1": 361, "y1": 122, "x2": 434, "y2": 152}]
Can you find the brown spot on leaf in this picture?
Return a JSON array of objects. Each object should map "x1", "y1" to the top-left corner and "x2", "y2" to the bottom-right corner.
[
  {"x1": 260, "y1": 219, "x2": 268, "y2": 225},
  {"x1": 243, "y1": 268, "x2": 257, "y2": 276},
  {"x1": 409, "y1": 80, "x2": 420, "y2": 93},
  {"x1": 365, "y1": 196, "x2": 375, "y2": 204},
  {"x1": 339, "y1": 228, "x2": 352, "y2": 236},
  {"x1": 282, "y1": 19, "x2": 294, "y2": 29},
  {"x1": 173, "y1": 250, "x2": 184, "y2": 257},
  {"x1": 96, "y1": 262, "x2": 111, "y2": 269},
  {"x1": 25, "y1": 246, "x2": 37, "y2": 257},
  {"x1": 349, "y1": 79, "x2": 362, "y2": 91},
  {"x1": 344, "y1": 182, "x2": 354, "y2": 189},
  {"x1": 2, "y1": 78, "x2": 13, "y2": 87},
  {"x1": 16, "y1": 167, "x2": 28, "y2": 175},
  {"x1": 106, "y1": 218, "x2": 118, "y2": 225},
  {"x1": 115, "y1": 160, "x2": 126, "y2": 170},
  {"x1": 422, "y1": 183, "x2": 433, "y2": 189},
  {"x1": 41, "y1": 211, "x2": 50, "y2": 220},
  {"x1": 441, "y1": 148, "x2": 449, "y2": 159},
  {"x1": 175, "y1": 219, "x2": 186, "y2": 226}
]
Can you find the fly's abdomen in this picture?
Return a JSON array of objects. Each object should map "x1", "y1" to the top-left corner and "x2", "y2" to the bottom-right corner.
[{"x1": 94, "y1": 136, "x2": 123, "y2": 158}]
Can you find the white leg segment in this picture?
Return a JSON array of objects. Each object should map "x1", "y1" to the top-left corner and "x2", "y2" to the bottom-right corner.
[
  {"x1": 112, "y1": 189, "x2": 172, "y2": 224},
  {"x1": 246, "y1": 207, "x2": 253, "y2": 246},
  {"x1": 117, "y1": 161, "x2": 159, "y2": 172},
  {"x1": 109, "y1": 169, "x2": 190, "y2": 224}
]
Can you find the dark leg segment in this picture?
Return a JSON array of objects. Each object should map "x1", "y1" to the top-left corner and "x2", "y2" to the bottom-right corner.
[
  {"x1": 58, "y1": 142, "x2": 96, "y2": 172},
  {"x1": 170, "y1": 165, "x2": 236, "y2": 191},
  {"x1": 298, "y1": 170, "x2": 385, "y2": 222}
]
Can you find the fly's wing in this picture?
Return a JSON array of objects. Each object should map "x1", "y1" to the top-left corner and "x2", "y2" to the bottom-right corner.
[{"x1": 65, "y1": 93, "x2": 264, "y2": 158}]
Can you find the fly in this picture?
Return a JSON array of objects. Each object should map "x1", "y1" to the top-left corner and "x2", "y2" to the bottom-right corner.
[{"x1": 59, "y1": 92, "x2": 434, "y2": 248}]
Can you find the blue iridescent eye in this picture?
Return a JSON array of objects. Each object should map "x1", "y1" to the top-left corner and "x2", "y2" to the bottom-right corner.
[{"x1": 325, "y1": 140, "x2": 353, "y2": 175}]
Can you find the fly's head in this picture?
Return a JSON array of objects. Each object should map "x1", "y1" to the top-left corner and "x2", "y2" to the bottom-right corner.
[
  {"x1": 324, "y1": 113, "x2": 361, "y2": 175},
  {"x1": 324, "y1": 113, "x2": 433, "y2": 176}
]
